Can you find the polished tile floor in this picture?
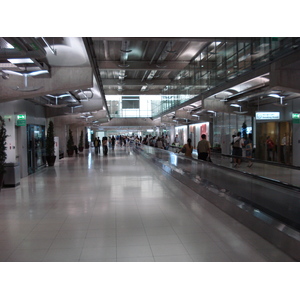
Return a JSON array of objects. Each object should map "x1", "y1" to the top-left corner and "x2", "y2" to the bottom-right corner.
[{"x1": 0, "y1": 145, "x2": 295, "y2": 262}]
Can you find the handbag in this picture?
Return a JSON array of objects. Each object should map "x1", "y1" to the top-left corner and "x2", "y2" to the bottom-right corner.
[{"x1": 181, "y1": 146, "x2": 186, "y2": 153}]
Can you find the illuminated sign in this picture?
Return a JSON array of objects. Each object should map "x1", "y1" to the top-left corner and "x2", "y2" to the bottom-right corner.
[
  {"x1": 292, "y1": 113, "x2": 300, "y2": 123},
  {"x1": 16, "y1": 114, "x2": 26, "y2": 126},
  {"x1": 292, "y1": 113, "x2": 300, "y2": 119},
  {"x1": 255, "y1": 112, "x2": 280, "y2": 120}
]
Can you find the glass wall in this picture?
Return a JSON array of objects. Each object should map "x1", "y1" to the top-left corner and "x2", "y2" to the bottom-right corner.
[
  {"x1": 107, "y1": 95, "x2": 154, "y2": 118},
  {"x1": 155, "y1": 37, "x2": 300, "y2": 118},
  {"x1": 256, "y1": 121, "x2": 292, "y2": 163},
  {"x1": 213, "y1": 112, "x2": 253, "y2": 155},
  {"x1": 189, "y1": 122, "x2": 210, "y2": 149},
  {"x1": 27, "y1": 124, "x2": 45, "y2": 174}
]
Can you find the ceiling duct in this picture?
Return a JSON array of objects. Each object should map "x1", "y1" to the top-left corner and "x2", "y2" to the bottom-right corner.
[{"x1": 0, "y1": 37, "x2": 47, "y2": 59}]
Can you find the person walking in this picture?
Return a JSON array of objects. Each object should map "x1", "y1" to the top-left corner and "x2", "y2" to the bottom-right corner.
[{"x1": 197, "y1": 134, "x2": 211, "y2": 161}]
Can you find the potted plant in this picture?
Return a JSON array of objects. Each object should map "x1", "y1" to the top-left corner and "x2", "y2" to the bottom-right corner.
[
  {"x1": 78, "y1": 130, "x2": 84, "y2": 152},
  {"x1": 0, "y1": 116, "x2": 8, "y2": 190},
  {"x1": 67, "y1": 128, "x2": 74, "y2": 156},
  {"x1": 45, "y1": 120, "x2": 56, "y2": 166},
  {"x1": 85, "y1": 132, "x2": 89, "y2": 149}
]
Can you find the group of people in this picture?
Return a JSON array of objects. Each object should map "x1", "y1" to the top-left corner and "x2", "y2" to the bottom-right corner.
[
  {"x1": 231, "y1": 132, "x2": 253, "y2": 167},
  {"x1": 93, "y1": 136, "x2": 116, "y2": 155},
  {"x1": 179, "y1": 134, "x2": 211, "y2": 161},
  {"x1": 142, "y1": 133, "x2": 212, "y2": 162},
  {"x1": 91, "y1": 132, "x2": 255, "y2": 167},
  {"x1": 142, "y1": 135, "x2": 170, "y2": 149},
  {"x1": 93, "y1": 135, "x2": 143, "y2": 155}
]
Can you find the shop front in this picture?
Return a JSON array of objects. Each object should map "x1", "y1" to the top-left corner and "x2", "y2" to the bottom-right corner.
[
  {"x1": 255, "y1": 112, "x2": 292, "y2": 164},
  {"x1": 188, "y1": 122, "x2": 210, "y2": 149}
]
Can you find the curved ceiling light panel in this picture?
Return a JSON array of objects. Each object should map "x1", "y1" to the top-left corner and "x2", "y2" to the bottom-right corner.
[
  {"x1": 273, "y1": 96, "x2": 288, "y2": 107},
  {"x1": 4, "y1": 69, "x2": 49, "y2": 92},
  {"x1": 165, "y1": 42, "x2": 177, "y2": 54},
  {"x1": 120, "y1": 41, "x2": 132, "y2": 53},
  {"x1": 230, "y1": 104, "x2": 248, "y2": 114},
  {"x1": 44, "y1": 93, "x2": 70, "y2": 108}
]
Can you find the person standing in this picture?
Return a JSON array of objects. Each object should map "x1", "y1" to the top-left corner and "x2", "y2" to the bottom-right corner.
[
  {"x1": 232, "y1": 132, "x2": 244, "y2": 167},
  {"x1": 244, "y1": 134, "x2": 253, "y2": 167},
  {"x1": 94, "y1": 137, "x2": 99, "y2": 154},
  {"x1": 230, "y1": 134, "x2": 236, "y2": 163},
  {"x1": 165, "y1": 134, "x2": 170, "y2": 150},
  {"x1": 111, "y1": 135, "x2": 116, "y2": 150},
  {"x1": 180, "y1": 138, "x2": 193, "y2": 157},
  {"x1": 266, "y1": 136, "x2": 275, "y2": 161},
  {"x1": 97, "y1": 137, "x2": 101, "y2": 152},
  {"x1": 156, "y1": 137, "x2": 164, "y2": 149},
  {"x1": 102, "y1": 136, "x2": 108, "y2": 155},
  {"x1": 197, "y1": 134, "x2": 211, "y2": 161}
]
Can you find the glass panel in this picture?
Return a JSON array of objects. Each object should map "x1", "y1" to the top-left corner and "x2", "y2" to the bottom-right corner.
[{"x1": 27, "y1": 124, "x2": 45, "y2": 174}]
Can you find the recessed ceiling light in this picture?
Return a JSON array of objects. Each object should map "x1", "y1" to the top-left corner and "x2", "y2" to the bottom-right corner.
[{"x1": 7, "y1": 58, "x2": 34, "y2": 64}]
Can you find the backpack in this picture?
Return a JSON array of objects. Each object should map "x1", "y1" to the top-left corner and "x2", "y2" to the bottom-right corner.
[{"x1": 233, "y1": 138, "x2": 240, "y2": 148}]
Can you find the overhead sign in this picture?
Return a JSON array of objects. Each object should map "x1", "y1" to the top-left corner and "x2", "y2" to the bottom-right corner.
[
  {"x1": 16, "y1": 114, "x2": 26, "y2": 126},
  {"x1": 255, "y1": 112, "x2": 280, "y2": 120}
]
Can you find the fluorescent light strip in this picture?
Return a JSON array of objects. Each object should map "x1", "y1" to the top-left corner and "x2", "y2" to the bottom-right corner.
[{"x1": 7, "y1": 58, "x2": 34, "y2": 64}]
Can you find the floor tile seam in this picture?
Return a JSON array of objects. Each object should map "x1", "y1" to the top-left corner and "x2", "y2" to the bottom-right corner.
[
  {"x1": 221, "y1": 249, "x2": 271, "y2": 262},
  {"x1": 142, "y1": 162, "x2": 210, "y2": 227},
  {"x1": 152, "y1": 254, "x2": 194, "y2": 262},
  {"x1": 179, "y1": 236, "x2": 236, "y2": 260},
  {"x1": 1, "y1": 248, "x2": 17, "y2": 262},
  {"x1": 176, "y1": 231, "x2": 217, "y2": 249},
  {"x1": 3, "y1": 230, "x2": 41, "y2": 261},
  {"x1": 211, "y1": 232, "x2": 273, "y2": 258},
  {"x1": 135, "y1": 203, "x2": 155, "y2": 260}
]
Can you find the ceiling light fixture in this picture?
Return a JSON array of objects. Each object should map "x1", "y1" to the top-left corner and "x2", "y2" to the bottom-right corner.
[
  {"x1": 267, "y1": 93, "x2": 288, "y2": 106},
  {"x1": 4, "y1": 69, "x2": 49, "y2": 92},
  {"x1": 273, "y1": 96, "x2": 288, "y2": 107},
  {"x1": 165, "y1": 42, "x2": 177, "y2": 54},
  {"x1": 230, "y1": 104, "x2": 248, "y2": 114},
  {"x1": 268, "y1": 93, "x2": 281, "y2": 98},
  {"x1": 118, "y1": 63, "x2": 130, "y2": 68},
  {"x1": 7, "y1": 58, "x2": 34, "y2": 64},
  {"x1": 120, "y1": 41, "x2": 132, "y2": 53}
]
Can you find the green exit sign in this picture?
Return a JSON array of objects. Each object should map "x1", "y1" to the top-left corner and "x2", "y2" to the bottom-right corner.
[
  {"x1": 292, "y1": 113, "x2": 300, "y2": 123},
  {"x1": 292, "y1": 113, "x2": 300, "y2": 119},
  {"x1": 16, "y1": 114, "x2": 26, "y2": 126}
]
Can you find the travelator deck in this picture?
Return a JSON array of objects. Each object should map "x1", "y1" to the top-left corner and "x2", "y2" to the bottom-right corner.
[{"x1": 134, "y1": 145, "x2": 300, "y2": 261}]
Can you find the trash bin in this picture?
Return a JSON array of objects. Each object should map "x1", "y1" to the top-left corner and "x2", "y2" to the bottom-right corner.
[{"x1": 3, "y1": 163, "x2": 20, "y2": 187}]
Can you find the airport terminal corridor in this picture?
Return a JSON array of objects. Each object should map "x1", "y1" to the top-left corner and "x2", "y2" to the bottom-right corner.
[{"x1": 0, "y1": 146, "x2": 295, "y2": 262}]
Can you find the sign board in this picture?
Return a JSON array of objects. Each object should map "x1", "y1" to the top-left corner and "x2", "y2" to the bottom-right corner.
[
  {"x1": 16, "y1": 114, "x2": 26, "y2": 126},
  {"x1": 292, "y1": 113, "x2": 300, "y2": 119},
  {"x1": 292, "y1": 113, "x2": 300, "y2": 123},
  {"x1": 255, "y1": 112, "x2": 280, "y2": 120}
]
